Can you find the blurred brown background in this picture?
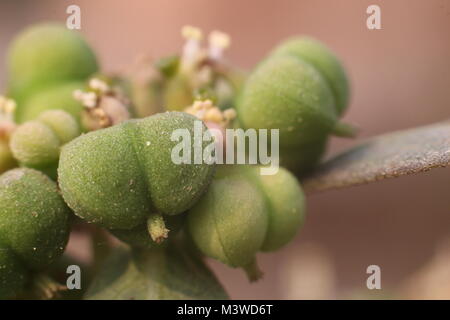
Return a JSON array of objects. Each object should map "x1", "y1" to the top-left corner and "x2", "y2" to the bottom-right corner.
[{"x1": 1, "y1": 0, "x2": 449, "y2": 299}]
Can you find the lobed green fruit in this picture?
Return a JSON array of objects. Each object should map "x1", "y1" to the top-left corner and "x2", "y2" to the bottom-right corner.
[
  {"x1": 58, "y1": 112, "x2": 215, "y2": 239},
  {"x1": 270, "y1": 36, "x2": 350, "y2": 115},
  {"x1": 16, "y1": 81, "x2": 85, "y2": 123},
  {"x1": 237, "y1": 37, "x2": 351, "y2": 175},
  {"x1": 216, "y1": 68, "x2": 247, "y2": 110},
  {"x1": 155, "y1": 55, "x2": 180, "y2": 78},
  {"x1": 237, "y1": 55, "x2": 337, "y2": 148},
  {"x1": 253, "y1": 167, "x2": 306, "y2": 251},
  {"x1": 187, "y1": 165, "x2": 305, "y2": 280},
  {"x1": 0, "y1": 168, "x2": 71, "y2": 299},
  {"x1": 188, "y1": 169, "x2": 269, "y2": 270},
  {"x1": 7, "y1": 23, "x2": 98, "y2": 103},
  {"x1": 10, "y1": 110, "x2": 80, "y2": 178}
]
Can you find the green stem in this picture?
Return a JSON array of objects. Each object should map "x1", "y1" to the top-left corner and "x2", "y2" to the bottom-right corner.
[
  {"x1": 147, "y1": 213, "x2": 170, "y2": 244},
  {"x1": 332, "y1": 121, "x2": 359, "y2": 138},
  {"x1": 242, "y1": 257, "x2": 264, "y2": 282}
]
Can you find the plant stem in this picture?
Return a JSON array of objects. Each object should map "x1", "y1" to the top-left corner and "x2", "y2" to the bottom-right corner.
[{"x1": 242, "y1": 257, "x2": 264, "y2": 282}]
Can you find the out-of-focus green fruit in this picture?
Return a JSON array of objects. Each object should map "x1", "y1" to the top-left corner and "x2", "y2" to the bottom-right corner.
[
  {"x1": 16, "y1": 81, "x2": 85, "y2": 123},
  {"x1": 10, "y1": 110, "x2": 80, "y2": 178},
  {"x1": 130, "y1": 75, "x2": 164, "y2": 118},
  {"x1": 7, "y1": 23, "x2": 98, "y2": 103},
  {"x1": 164, "y1": 75, "x2": 194, "y2": 111}
]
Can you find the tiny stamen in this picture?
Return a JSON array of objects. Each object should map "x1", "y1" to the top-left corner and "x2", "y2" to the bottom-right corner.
[
  {"x1": 208, "y1": 30, "x2": 231, "y2": 61},
  {"x1": 89, "y1": 78, "x2": 110, "y2": 93},
  {"x1": 182, "y1": 25, "x2": 203, "y2": 41},
  {"x1": 181, "y1": 25, "x2": 204, "y2": 73}
]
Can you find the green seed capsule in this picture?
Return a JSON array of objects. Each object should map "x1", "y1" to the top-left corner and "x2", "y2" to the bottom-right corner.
[
  {"x1": 0, "y1": 168, "x2": 71, "y2": 299},
  {"x1": 7, "y1": 23, "x2": 98, "y2": 103},
  {"x1": 10, "y1": 110, "x2": 80, "y2": 178},
  {"x1": 188, "y1": 169, "x2": 269, "y2": 271},
  {"x1": 270, "y1": 37, "x2": 350, "y2": 115},
  {"x1": 129, "y1": 72, "x2": 165, "y2": 118},
  {"x1": 16, "y1": 81, "x2": 85, "y2": 124},
  {"x1": 237, "y1": 55, "x2": 337, "y2": 148},
  {"x1": 251, "y1": 167, "x2": 306, "y2": 251},
  {"x1": 37, "y1": 110, "x2": 80, "y2": 144},
  {"x1": 187, "y1": 165, "x2": 305, "y2": 281},
  {"x1": 58, "y1": 112, "x2": 215, "y2": 241},
  {"x1": 237, "y1": 37, "x2": 353, "y2": 175}
]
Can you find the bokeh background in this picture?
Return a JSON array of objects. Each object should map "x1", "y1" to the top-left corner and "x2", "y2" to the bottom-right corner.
[{"x1": 1, "y1": 0, "x2": 449, "y2": 299}]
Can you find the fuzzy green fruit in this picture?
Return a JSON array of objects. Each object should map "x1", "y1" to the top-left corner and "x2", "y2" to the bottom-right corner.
[
  {"x1": 10, "y1": 110, "x2": 80, "y2": 178},
  {"x1": 237, "y1": 36, "x2": 354, "y2": 175},
  {"x1": 270, "y1": 37, "x2": 350, "y2": 115},
  {"x1": 16, "y1": 81, "x2": 85, "y2": 123},
  {"x1": 237, "y1": 55, "x2": 337, "y2": 148},
  {"x1": 130, "y1": 74, "x2": 164, "y2": 118},
  {"x1": 187, "y1": 165, "x2": 305, "y2": 281},
  {"x1": 216, "y1": 165, "x2": 306, "y2": 252},
  {"x1": 188, "y1": 169, "x2": 268, "y2": 270},
  {"x1": 7, "y1": 23, "x2": 98, "y2": 103},
  {"x1": 251, "y1": 167, "x2": 305, "y2": 251},
  {"x1": 58, "y1": 112, "x2": 215, "y2": 240},
  {"x1": 0, "y1": 168, "x2": 71, "y2": 299}
]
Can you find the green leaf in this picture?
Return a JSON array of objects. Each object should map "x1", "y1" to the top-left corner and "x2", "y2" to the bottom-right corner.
[
  {"x1": 303, "y1": 121, "x2": 450, "y2": 193},
  {"x1": 84, "y1": 240, "x2": 229, "y2": 300}
]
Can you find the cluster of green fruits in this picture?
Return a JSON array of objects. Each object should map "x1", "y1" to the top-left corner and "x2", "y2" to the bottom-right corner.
[{"x1": 0, "y1": 23, "x2": 351, "y2": 299}]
